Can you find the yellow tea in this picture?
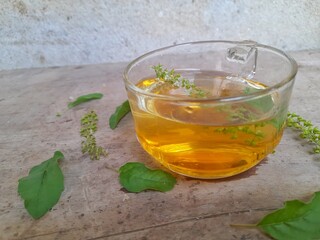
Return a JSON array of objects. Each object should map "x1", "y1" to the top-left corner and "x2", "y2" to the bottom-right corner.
[{"x1": 128, "y1": 70, "x2": 286, "y2": 179}]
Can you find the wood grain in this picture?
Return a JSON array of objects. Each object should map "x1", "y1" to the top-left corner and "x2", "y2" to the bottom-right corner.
[{"x1": 1, "y1": 50, "x2": 320, "y2": 240}]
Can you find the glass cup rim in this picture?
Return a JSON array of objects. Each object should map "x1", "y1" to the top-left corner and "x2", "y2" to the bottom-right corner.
[{"x1": 123, "y1": 40, "x2": 298, "y2": 103}]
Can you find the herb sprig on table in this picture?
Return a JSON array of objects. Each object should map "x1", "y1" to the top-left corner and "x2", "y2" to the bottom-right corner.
[
  {"x1": 81, "y1": 110, "x2": 108, "y2": 160},
  {"x1": 287, "y1": 112, "x2": 320, "y2": 154}
]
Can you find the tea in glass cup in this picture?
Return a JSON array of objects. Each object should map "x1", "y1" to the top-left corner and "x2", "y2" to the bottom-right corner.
[{"x1": 124, "y1": 41, "x2": 297, "y2": 179}]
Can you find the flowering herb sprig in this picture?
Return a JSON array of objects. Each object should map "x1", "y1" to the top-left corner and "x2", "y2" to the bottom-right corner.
[
  {"x1": 152, "y1": 64, "x2": 206, "y2": 97},
  {"x1": 287, "y1": 112, "x2": 320, "y2": 154},
  {"x1": 81, "y1": 110, "x2": 108, "y2": 160}
]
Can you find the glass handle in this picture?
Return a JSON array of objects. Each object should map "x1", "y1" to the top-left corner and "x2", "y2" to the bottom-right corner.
[{"x1": 226, "y1": 40, "x2": 258, "y2": 79}]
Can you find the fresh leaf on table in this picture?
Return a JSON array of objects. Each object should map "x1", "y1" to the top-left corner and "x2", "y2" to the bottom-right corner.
[
  {"x1": 18, "y1": 151, "x2": 65, "y2": 219},
  {"x1": 68, "y1": 93, "x2": 103, "y2": 108},
  {"x1": 243, "y1": 87, "x2": 274, "y2": 113},
  {"x1": 256, "y1": 191, "x2": 320, "y2": 240},
  {"x1": 109, "y1": 100, "x2": 131, "y2": 129},
  {"x1": 119, "y1": 162, "x2": 176, "y2": 193}
]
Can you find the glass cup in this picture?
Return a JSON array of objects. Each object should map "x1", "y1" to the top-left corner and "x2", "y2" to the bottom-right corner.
[{"x1": 123, "y1": 40, "x2": 297, "y2": 179}]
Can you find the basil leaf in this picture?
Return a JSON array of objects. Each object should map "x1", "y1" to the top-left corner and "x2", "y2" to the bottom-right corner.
[
  {"x1": 109, "y1": 100, "x2": 131, "y2": 129},
  {"x1": 257, "y1": 191, "x2": 320, "y2": 240},
  {"x1": 68, "y1": 93, "x2": 103, "y2": 108},
  {"x1": 119, "y1": 162, "x2": 176, "y2": 193},
  {"x1": 269, "y1": 108, "x2": 288, "y2": 131},
  {"x1": 18, "y1": 151, "x2": 65, "y2": 219},
  {"x1": 244, "y1": 87, "x2": 273, "y2": 113},
  {"x1": 248, "y1": 95, "x2": 273, "y2": 113}
]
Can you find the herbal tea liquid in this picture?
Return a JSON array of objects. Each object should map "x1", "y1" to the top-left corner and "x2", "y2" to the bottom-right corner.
[{"x1": 128, "y1": 71, "x2": 286, "y2": 179}]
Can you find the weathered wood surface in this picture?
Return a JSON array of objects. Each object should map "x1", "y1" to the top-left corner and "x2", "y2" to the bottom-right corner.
[{"x1": 1, "y1": 50, "x2": 320, "y2": 240}]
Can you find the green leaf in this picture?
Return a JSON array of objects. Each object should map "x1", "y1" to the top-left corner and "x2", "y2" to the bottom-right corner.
[
  {"x1": 68, "y1": 93, "x2": 103, "y2": 108},
  {"x1": 257, "y1": 191, "x2": 320, "y2": 240},
  {"x1": 109, "y1": 100, "x2": 131, "y2": 129},
  {"x1": 248, "y1": 95, "x2": 273, "y2": 113},
  {"x1": 18, "y1": 151, "x2": 65, "y2": 219},
  {"x1": 119, "y1": 162, "x2": 176, "y2": 193},
  {"x1": 244, "y1": 87, "x2": 273, "y2": 113},
  {"x1": 269, "y1": 108, "x2": 288, "y2": 131}
]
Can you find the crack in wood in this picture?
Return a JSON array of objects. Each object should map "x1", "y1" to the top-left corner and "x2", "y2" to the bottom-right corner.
[
  {"x1": 19, "y1": 207, "x2": 276, "y2": 239},
  {"x1": 89, "y1": 207, "x2": 276, "y2": 239}
]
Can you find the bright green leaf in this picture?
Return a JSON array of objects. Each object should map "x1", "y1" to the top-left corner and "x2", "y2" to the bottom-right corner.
[
  {"x1": 68, "y1": 93, "x2": 103, "y2": 108},
  {"x1": 109, "y1": 100, "x2": 131, "y2": 129},
  {"x1": 257, "y1": 191, "x2": 320, "y2": 240},
  {"x1": 18, "y1": 151, "x2": 65, "y2": 219},
  {"x1": 119, "y1": 162, "x2": 176, "y2": 193}
]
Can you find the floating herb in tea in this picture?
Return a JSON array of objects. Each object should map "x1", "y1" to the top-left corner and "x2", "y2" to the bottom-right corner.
[{"x1": 152, "y1": 64, "x2": 207, "y2": 97}]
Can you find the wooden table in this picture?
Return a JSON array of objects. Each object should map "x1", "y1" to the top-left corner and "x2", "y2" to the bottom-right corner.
[{"x1": 1, "y1": 50, "x2": 320, "y2": 240}]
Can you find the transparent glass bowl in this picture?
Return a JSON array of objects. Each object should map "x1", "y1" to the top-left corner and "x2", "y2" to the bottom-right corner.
[{"x1": 124, "y1": 40, "x2": 297, "y2": 179}]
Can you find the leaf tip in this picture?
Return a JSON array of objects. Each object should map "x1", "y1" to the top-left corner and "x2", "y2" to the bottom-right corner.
[
  {"x1": 67, "y1": 103, "x2": 73, "y2": 109},
  {"x1": 53, "y1": 151, "x2": 64, "y2": 160}
]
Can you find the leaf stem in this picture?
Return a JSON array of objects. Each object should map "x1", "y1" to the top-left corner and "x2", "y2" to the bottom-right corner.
[
  {"x1": 105, "y1": 165, "x2": 119, "y2": 173},
  {"x1": 230, "y1": 223, "x2": 257, "y2": 228}
]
